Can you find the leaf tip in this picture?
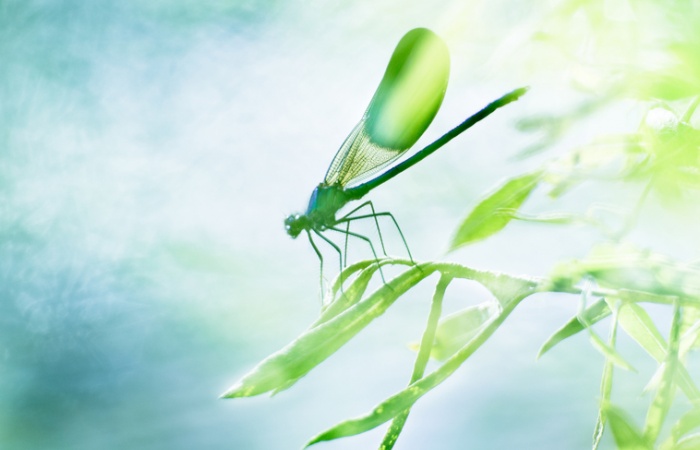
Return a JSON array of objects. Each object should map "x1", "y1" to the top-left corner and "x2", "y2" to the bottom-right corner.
[
  {"x1": 303, "y1": 433, "x2": 326, "y2": 448},
  {"x1": 535, "y1": 346, "x2": 547, "y2": 360},
  {"x1": 219, "y1": 381, "x2": 246, "y2": 399}
]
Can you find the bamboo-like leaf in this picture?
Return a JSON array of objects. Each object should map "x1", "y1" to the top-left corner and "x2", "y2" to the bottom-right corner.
[
  {"x1": 643, "y1": 363, "x2": 678, "y2": 443},
  {"x1": 221, "y1": 264, "x2": 436, "y2": 398},
  {"x1": 675, "y1": 434, "x2": 700, "y2": 450},
  {"x1": 589, "y1": 330, "x2": 635, "y2": 371},
  {"x1": 671, "y1": 408, "x2": 700, "y2": 444},
  {"x1": 538, "y1": 299, "x2": 611, "y2": 358},
  {"x1": 329, "y1": 260, "x2": 376, "y2": 297},
  {"x1": 317, "y1": 260, "x2": 401, "y2": 326},
  {"x1": 632, "y1": 70, "x2": 700, "y2": 101},
  {"x1": 305, "y1": 276, "x2": 536, "y2": 446},
  {"x1": 603, "y1": 403, "x2": 652, "y2": 450},
  {"x1": 643, "y1": 302, "x2": 682, "y2": 444},
  {"x1": 582, "y1": 298, "x2": 632, "y2": 369},
  {"x1": 306, "y1": 315, "x2": 503, "y2": 446},
  {"x1": 381, "y1": 275, "x2": 451, "y2": 450},
  {"x1": 679, "y1": 307, "x2": 700, "y2": 356},
  {"x1": 618, "y1": 302, "x2": 668, "y2": 361},
  {"x1": 593, "y1": 302, "x2": 620, "y2": 450},
  {"x1": 510, "y1": 210, "x2": 580, "y2": 225},
  {"x1": 450, "y1": 171, "x2": 542, "y2": 250},
  {"x1": 430, "y1": 301, "x2": 499, "y2": 360},
  {"x1": 549, "y1": 244, "x2": 700, "y2": 299},
  {"x1": 643, "y1": 362, "x2": 666, "y2": 394},
  {"x1": 618, "y1": 300, "x2": 700, "y2": 404}
]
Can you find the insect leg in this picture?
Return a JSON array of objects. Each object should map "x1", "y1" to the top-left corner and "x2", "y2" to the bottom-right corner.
[
  {"x1": 337, "y1": 210, "x2": 414, "y2": 263},
  {"x1": 313, "y1": 229, "x2": 345, "y2": 290},
  {"x1": 344, "y1": 221, "x2": 350, "y2": 266},
  {"x1": 329, "y1": 226, "x2": 386, "y2": 284},
  {"x1": 338, "y1": 201, "x2": 387, "y2": 255},
  {"x1": 306, "y1": 230, "x2": 325, "y2": 296}
]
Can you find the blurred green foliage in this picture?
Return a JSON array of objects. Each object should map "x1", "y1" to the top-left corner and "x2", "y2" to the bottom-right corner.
[{"x1": 229, "y1": 1, "x2": 700, "y2": 449}]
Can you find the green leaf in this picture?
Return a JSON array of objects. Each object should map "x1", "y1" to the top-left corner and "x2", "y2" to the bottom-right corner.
[
  {"x1": 450, "y1": 171, "x2": 542, "y2": 249},
  {"x1": 305, "y1": 274, "x2": 536, "y2": 446},
  {"x1": 679, "y1": 308, "x2": 700, "y2": 357},
  {"x1": 643, "y1": 363, "x2": 666, "y2": 394},
  {"x1": 593, "y1": 303, "x2": 621, "y2": 450},
  {"x1": 430, "y1": 301, "x2": 499, "y2": 361},
  {"x1": 617, "y1": 299, "x2": 700, "y2": 404},
  {"x1": 306, "y1": 310, "x2": 508, "y2": 446},
  {"x1": 603, "y1": 403, "x2": 652, "y2": 450},
  {"x1": 589, "y1": 330, "x2": 636, "y2": 371},
  {"x1": 316, "y1": 259, "x2": 409, "y2": 326},
  {"x1": 643, "y1": 362, "x2": 678, "y2": 443},
  {"x1": 643, "y1": 302, "x2": 682, "y2": 444},
  {"x1": 510, "y1": 211, "x2": 580, "y2": 225},
  {"x1": 632, "y1": 71, "x2": 700, "y2": 101},
  {"x1": 381, "y1": 275, "x2": 451, "y2": 450},
  {"x1": 672, "y1": 408, "x2": 700, "y2": 443},
  {"x1": 675, "y1": 434, "x2": 700, "y2": 450},
  {"x1": 618, "y1": 302, "x2": 667, "y2": 361},
  {"x1": 329, "y1": 259, "x2": 376, "y2": 297},
  {"x1": 549, "y1": 244, "x2": 700, "y2": 298},
  {"x1": 221, "y1": 264, "x2": 437, "y2": 398},
  {"x1": 538, "y1": 299, "x2": 611, "y2": 358}
]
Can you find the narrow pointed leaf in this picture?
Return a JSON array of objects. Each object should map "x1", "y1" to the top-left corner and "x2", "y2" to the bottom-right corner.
[
  {"x1": 430, "y1": 302, "x2": 499, "y2": 360},
  {"x1": 306, "y1": 276, "x2": 535, "y2": 446},
  {"x1": 603, "y1": 403, "x2": 652, "y2": 450},
  {"x1": 679, "y1": 307, "x2": 700, "y2": 356},
  {"x1": 318, "y1": 260, "x2": 379, "y2": 328},
  {"x1": 676, "y1": 434, "x2": 700, "y2": 450},
  {"x1": 617, "y1": 300, "x2": 700, "y2": 404},
  {"x1": 592, "y1": 305, "x2": 620, "y2": 450},
  {"x1": 510, "y1": 211, "x2": 580, "y2": 225},
  {"x1": 618, "y1": 302, "x2": 667, "y2": 361},
  {"x1": 549, "y1": 244, "x2": 700, "y2": 298},
  {"x1": 450, "y1": 171, "x2": 542, "y2": 250},
  {"x1": 381, "y1": 275, "x2": 451, "y2": 449},
  {"x1": 538, "y1": 299, "x2": 611, "y2": 358},
  {"x1": 589, "y1": 330, "x2": 636, "y2": 371},
  {"x1": 643, "y1": 363, "x2": 666, "y2": 394},
  {"x1": 643, "y1": 302, "x2": 682, "y2": 444},
  {"x1": 672, "y1": 408, "x2": 700, "y2": 443},
  {"x1": 221, "y1": 264, "x2": 436, "y2": 398},
  {"x1": 644, "y1": 363, "x2": 678, "y2": 443},
  {"x1": 330, "y1": 260, "x2": 376, "y2": 297}
]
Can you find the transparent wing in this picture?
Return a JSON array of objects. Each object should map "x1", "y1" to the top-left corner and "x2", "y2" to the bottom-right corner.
[
  {"x1": 324, "y1": 119, "x2": 405, "y2": 186},
  {"x1": 323, "y1": 27, "x2": 450, "y2": 187}
]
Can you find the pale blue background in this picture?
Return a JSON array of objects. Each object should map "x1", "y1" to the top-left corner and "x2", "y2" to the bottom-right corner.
[{"x1": 1, "y1": 1, "x2": 688, "y2": 449}]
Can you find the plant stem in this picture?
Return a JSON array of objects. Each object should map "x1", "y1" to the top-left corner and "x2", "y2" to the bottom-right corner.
[{"x1": 379, "y1": 275, "x2": 451, "y2": 450}]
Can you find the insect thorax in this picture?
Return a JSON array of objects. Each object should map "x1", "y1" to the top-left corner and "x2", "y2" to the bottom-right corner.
[{"x1": 306, "y1": 184, "x2": 352, "y2": 226}]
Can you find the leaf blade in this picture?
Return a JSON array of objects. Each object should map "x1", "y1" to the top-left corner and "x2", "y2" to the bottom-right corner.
[
  {"x1": 305, "y1": 275, "x2": 536, "y2": 446},
  {"x1": 430, "y1": 301, "x2": 499, "y2": 360},
  {"x1": 221, "y1": 264, "x2": 436, "y2": 398},
  {"x1": 538, "y1": 299, "x2": 611, "y2": 358},
  {"x1": 450, "y1": 171, "x2": 542, "y2": 250},
  {"x1": 603, "y1": 403, "x2": 652, "y2": 450}
]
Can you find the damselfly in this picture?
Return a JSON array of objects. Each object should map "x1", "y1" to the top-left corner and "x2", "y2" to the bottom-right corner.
[{"x1": 285, "y1": 28, "x2": 527, "y2": 291}]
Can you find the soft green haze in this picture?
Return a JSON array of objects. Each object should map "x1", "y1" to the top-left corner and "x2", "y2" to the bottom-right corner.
[{"x1": 2, "y1": 1, "x2": 699, "y2": 449}]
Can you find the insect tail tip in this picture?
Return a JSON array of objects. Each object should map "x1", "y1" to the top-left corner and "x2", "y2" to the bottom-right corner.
[{"x1": 515, "y1": 86, "x2": 530, "y2": 96}]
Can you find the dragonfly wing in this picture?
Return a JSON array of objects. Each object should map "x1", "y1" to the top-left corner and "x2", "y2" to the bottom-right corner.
[
  {"x1": 324, "y1": 28, "x2": 450, "y2": 187},
  {"x1": 324, "y1": 118, "x2": 404, "y2": 186}
]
